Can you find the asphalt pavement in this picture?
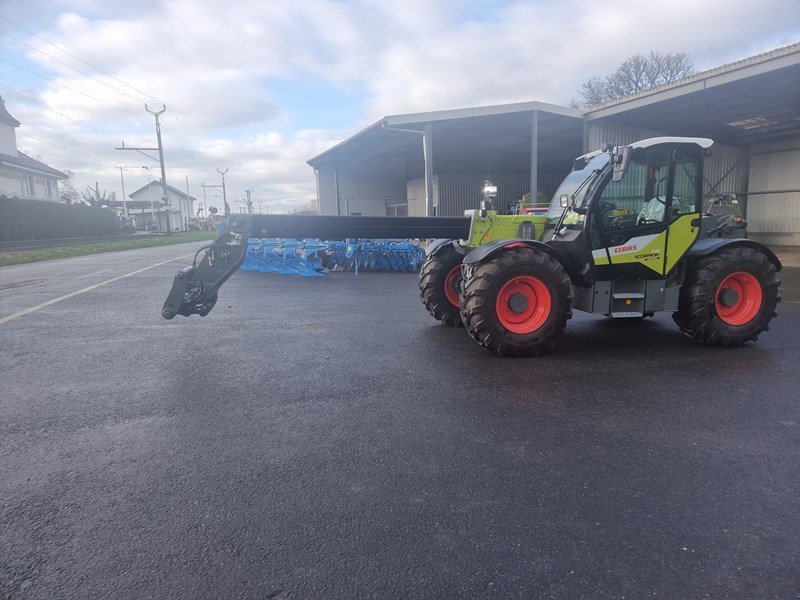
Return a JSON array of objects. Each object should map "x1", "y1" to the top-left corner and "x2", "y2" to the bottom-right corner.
[{"x1": 2, "y1": 242, "x2": 799, "y2": 599}]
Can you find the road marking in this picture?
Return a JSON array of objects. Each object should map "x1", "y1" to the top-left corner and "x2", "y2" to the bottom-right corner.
[{"x1": 0, "y1": 254, "x2": 192, "y2": 325}]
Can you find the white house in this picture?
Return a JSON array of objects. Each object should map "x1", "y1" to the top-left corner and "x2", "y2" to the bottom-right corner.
[
  {"x1": 127, "y1": 181, "x2": 196, "y2": 232},
  {"x1": 0, "y1": 95, "x2": 67, "y2": 201}
]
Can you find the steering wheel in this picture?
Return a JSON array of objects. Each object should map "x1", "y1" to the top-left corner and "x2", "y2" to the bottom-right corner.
[{"x1": 597, "y1": 199, "x2": 619, "y2": 227}]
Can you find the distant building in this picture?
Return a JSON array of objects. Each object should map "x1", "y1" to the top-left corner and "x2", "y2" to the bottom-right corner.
[
  {"x1": 127, "y1": 181, "x2": 196, "y2": 232},
  {"x1": 0, "y1": 95, "x2": 67, "y2": 201}
]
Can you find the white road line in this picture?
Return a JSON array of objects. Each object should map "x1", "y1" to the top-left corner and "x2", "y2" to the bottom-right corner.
[{"x1": 0, "y1": 254, "x2": 192, "y2": 325}]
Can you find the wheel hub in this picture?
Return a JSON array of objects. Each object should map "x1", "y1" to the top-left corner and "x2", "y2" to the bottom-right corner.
[
  {"x1": 717, "y1": 287, "x2": 739, "y2": 308},
  {"x1": 508, "y1": 292, "x2": 529, "y2": 314}
]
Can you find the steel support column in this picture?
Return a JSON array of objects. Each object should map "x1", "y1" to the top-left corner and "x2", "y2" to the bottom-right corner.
[
  {"x1": 530, "y1": 110, "x2": 539, "y2": 204},
  {"x1": 423, "y1": 123, "x2": 434, "y2": 216}
]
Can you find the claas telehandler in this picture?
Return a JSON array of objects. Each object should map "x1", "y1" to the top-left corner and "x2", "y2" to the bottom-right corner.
[{"x1": 163, "y1": 137, "x2": 781, "y2": 356}]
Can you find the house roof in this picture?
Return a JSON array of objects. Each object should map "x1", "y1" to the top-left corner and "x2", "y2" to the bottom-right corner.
[
  {"x1": 129, "y1": 180, "x2": 197, "y2": 201},
  {"x1": 0, "y1": 151, "x2": 68, "y2": 178},
  {"x1": 0, "y1": 95, "x2": 21, "y2": 127}
]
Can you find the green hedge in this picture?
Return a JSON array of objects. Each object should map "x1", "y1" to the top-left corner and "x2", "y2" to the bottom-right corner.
[{"x1": 0, "y1": 195, "x2": 121, "y2": 241}]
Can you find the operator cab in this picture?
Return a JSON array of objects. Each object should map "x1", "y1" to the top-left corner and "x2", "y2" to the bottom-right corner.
[{"x1": 543, "y1": 137, "x2": 712, "y2": 285}]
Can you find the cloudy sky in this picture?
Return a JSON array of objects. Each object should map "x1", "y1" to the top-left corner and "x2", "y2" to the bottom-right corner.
[{"x1": 1, "y1": 0, "x2": 798, "y2": 213}]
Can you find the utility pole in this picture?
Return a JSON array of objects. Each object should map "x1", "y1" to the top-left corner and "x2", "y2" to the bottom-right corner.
[
  {"x1": 185, "y1": 175, "x2": 192, "y2": 230},
  {"x1": 117, "y1": 168, "x2": 128, "y2": 217},
  {"x1": 116, "y1": 111, "x2": 169, "y2": 234},
  {"x1": 117, "y1": 167, "x2": 130, "y2": 231},
  {"x1": 217, "y1": 168, "x2": 229, "y2": 216},
  {"x1": 201, "y1": 180, "x2": 224, "y2": 224},
  {"x1": 146, "y1": 103, "x2": 171, "y2": 234},
  {"x1": 245, "y1": 189, "x2": 253, "y2": 214}
]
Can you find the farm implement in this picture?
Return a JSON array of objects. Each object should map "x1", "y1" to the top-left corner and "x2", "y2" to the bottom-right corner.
[
  {"x1": 240, "y1": 237, "x2": 426, "y2": 276},
  {"x1": 163, "y1": 137, "x2": 781, "y2": 356}
]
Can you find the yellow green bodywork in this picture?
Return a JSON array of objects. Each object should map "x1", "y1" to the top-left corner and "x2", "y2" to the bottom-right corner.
[
  {"x1": 592, "y1": 213, "x2": 699, "y2": 275},
  {"x1": 466, "y1": 209, "x2": 699, "y2": 277},
  {"x1": 465, "y1": 210, "x2": 547, "y2": 248}
]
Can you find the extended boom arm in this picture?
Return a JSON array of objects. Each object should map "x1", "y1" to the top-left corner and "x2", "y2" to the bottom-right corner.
[{"x1": 161, "y1": 214, "x2": 472, "y2": 319}]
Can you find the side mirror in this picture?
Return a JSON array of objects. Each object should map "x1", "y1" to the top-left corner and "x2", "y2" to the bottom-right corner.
[{"x1": 612, "y1": 146, "x2": 632, "y2": 182}]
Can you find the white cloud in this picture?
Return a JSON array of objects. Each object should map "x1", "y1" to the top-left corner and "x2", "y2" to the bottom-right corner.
[{"x1": 3, "y1": 0, "x2": 798, "y2": 212}]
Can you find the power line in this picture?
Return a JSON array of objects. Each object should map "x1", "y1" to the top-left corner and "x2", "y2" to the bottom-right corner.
[
  {"x1": 0, "y1": 19, "x2": 251, "y2": 193},
  {"x1": 16, "y1": 131, "x2": 112, "y2": 165},
  {"x1": 1, "y1": 59, "x2": 222, "y2": 180},
  {"x1": 0, "y1": 58, "x2": 150, "y2": 123},
  {"x1": 0, "y1": 15, "x2": 162, "y2": 105},
  {"x1": 0, "y1": 27, "x2": 147, "y2": 106},
  {"x1": 0, "y1": 82, "x2": 124, "y2": 145},
  {"x1": 0, "y1": 21, "x2": 229, "y2": 178}
]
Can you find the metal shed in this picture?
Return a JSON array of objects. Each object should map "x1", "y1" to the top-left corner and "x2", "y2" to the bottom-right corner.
[
  {"x1": 308, "y1": 43, "x2": 800, "y2": 244},
  {"x1": 308, "y1": 102, "x2": 584, "y2": 218}
]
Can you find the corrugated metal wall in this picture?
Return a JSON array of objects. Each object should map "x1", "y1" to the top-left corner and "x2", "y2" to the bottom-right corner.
[
  {"x1": 585, "y1": 122, "x2": 663, "y2": 150},
  {"x1": 436, "y1": 172, "x2": 568, "y2": 216},
  {"x1": 747, "y1": 146, "x2": 800, "y2": 241}
]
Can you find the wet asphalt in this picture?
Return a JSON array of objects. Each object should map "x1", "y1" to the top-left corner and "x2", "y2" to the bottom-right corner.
[{"x1": 1, "y1": 242, "x2": 799, "y2": 599}]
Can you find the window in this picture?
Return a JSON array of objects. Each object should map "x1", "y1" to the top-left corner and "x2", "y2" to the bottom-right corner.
[
  {"x1": 596, "y1": 146, "x2": 672, "y2": 230},
  {"x1": 670, "y1": 150, "x2": 700, "y2": 220},
  {"x1": 386, "y1": 202, "x2": 408, "y2": 216},
  {"x1": 45, "y1": 179, "x2": 54, "y2": 198},
  {"x1": 24, "y1": 175, "x2": 35, "y2": 196}
]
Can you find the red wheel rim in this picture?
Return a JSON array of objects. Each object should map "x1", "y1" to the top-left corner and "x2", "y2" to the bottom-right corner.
[
  {"x1": 444, "y1": 264, "x2": 462, "y2": 307},
  {"x1": 496, "y1": 275, "x2": 552, "y2": 334},
  {"x1": 715, "y1": 271, "x2": 762, "y2": 326}
]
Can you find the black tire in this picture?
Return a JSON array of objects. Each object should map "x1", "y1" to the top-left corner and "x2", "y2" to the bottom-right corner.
[
  {"x1": 460, "y1": 247, "x2": 573, "y2": 356},
  {"x1": 418, "y1": 243, "x2": 465, "y2": 327},
  {"x1": 673, "y1": 246, "x2": 780, "y2": 346}
]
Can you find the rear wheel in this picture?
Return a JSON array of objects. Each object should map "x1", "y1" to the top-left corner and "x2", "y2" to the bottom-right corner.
[
  {"x1": 460, "y1": 247, "x2": 572, "y2": 356},
  {"x1": 673, "y1": 246, "x2": 780, "y2": 346},
  {"x1": 418, "y1": 243, "x2": 465, "y2": 327}
]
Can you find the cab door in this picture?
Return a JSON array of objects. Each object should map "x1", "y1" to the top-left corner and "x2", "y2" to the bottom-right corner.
[{"x1": 588, "y1": 144, "x2": 702, "y2": 279}]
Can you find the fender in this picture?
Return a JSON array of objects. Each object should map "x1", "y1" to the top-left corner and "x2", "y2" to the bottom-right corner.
[
  {"x1": 462, "y1": 239, "x2": 572, "y2": 271},
  {"x1": 425, "y1": 238, "x2": 468, "y2": 258},
  {"x1": 688, "y1": 238, "x2": 782, "y2": 271}
]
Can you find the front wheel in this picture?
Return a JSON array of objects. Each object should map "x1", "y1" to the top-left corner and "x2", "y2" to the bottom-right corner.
[
  {"x1": 460, "y1": 247, "x2": 573, "y2": 356},
  {"x1": 418, "y1": 243, "x2": 465, "y2": 327},
  {"x1": 673, "y1": 246, "x2": 780, "y2": 346}
]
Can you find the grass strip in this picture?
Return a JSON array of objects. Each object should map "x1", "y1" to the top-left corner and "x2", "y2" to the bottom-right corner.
[{"x1": 0, "y1": 231, "x2": 217, "y2": 267}]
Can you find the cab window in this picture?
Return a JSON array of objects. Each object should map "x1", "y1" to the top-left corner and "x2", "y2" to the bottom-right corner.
[
  {"x1": 670, "y1": 149, "x2": 701, "y2": 220},
  {"x1": 596, "y1": 147, "x2": 671, "y2": 230}
]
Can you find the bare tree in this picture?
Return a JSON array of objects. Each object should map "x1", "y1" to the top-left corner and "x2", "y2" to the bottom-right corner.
[
  {"x1": 81, "y1": 184, "x2": 115, "y2": 207},
  {"x1": 573, "y1": 51, "x2": 695, "y2": 107},
  {"x1": 290, "y1": 200, "x2": 318, "y2": 215},
  {"x1": 58, "y1": 170, "x2": 81, "y2": 204}
]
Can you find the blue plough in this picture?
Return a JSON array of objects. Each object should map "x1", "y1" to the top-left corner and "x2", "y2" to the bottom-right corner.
[{"x1": 240, "y1": 238, "x2": 426, "y2": 276}]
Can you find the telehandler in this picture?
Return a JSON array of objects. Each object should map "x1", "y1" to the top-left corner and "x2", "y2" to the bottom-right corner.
[{"x1": 163, "y1": 137, "x2": 781, "y2": 356}]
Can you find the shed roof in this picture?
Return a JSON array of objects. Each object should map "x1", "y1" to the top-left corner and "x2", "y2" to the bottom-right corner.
[
  {"x1": 307, "y1": 102, "x2": 584, "y2": 174},
  {"x1": 584, "y1": 43, "x2": 800, "y2": 146}
]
